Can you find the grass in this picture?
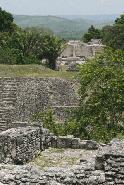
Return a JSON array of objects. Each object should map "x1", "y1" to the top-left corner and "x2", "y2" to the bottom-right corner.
[
  {"x1": 30, "y1": 147, "x2": 98, "y2": 169},
  {"x1": 0, "y1": 64, "x2": 78, "y2": 79},
  {"x1": 30, "y1": 148, "x2": 79, "y2": 169}
]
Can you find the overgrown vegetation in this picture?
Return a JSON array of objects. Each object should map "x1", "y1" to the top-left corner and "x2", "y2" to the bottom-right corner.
[
  {"x1": 102, "y1": 14, "x2": 124, "y2": 50},
  {"x1": 82, "y1": 25, "x2": 101, "y2": 43},
  {"x1": 1, "y1": 8, "x2": 124, "y2": 143},
  {"x1": 83, "y1": 14, "x2": 124, "y2": 51},
  {"x1": 32, "y1": 109, "x2": 65, "y2": 136},
  {"x1": 75, "y1": 48, "x2": 124, "y2": 142},
  {"x1": 32, "y1": 109, "x2": 78, "y2": 137},
  {"x1": 0, "y1": 7, "x2": 65, "y2": 70},
  {"x1": 33, "y1": 48, "x2": 124, "y2": 143},
  {"x1": 0, "y1": 7, "x2": 16, "y2": 32}
]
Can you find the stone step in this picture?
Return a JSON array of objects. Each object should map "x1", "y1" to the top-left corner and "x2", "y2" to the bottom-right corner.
[
  {"x1": 2, "y1": 83, "x2": 17, "y2": 85},
  {"x1": 1, "y1": 97, "x2": 16, "y2": 101},
  {"x1": 0, "y1": 101, "x2": 16, "y2": 104},
  {"x1": 2, "y1": 88, "x2": 17, "y2": 91},
  {"x1": 0, "y1": 121, "x2": 6, "y2": 123},
  {"x1": 0, "y1": 108, "x2": 15, "y2": 111},
  {"x1": 1, "y1": 97, "x2": 16, "y2": 99},
  {"x1": 1, "y1": 92, "x2": 16, "y2": 95},
  {"x1": 0, "y1": 100, "x2": 16, "y2": 103}
]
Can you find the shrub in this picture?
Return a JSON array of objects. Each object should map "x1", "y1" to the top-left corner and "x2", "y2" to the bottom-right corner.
[{"x1": 74, "y1": 48, "x2": 124, "y2": 143}]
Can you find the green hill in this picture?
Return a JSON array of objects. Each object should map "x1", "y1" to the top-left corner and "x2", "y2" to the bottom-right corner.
[{"x1": 14, "y1": 15, "x2": 114, "y2": 40}]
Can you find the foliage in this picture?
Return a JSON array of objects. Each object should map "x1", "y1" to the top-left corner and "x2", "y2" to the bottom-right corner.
[
  {"x1": 82, "y1": 14, "x2": 124, "y2": 50},
  {"x1": 8, "y1": 30, "x2": 43, "y2": 64},
  {"x1": 74, "y1": 48, "x2": 124, "y2": 142},
  {"x1": 0, "y1": 30, "x2": 40, "y2": 64},
  {"x1": 83, "y1": 25, "x2": 101, "y2": 43},
  {"x1": 0, "y1": 28, "x2": 64, "y2": 68},
  {"x1": 0, "y1": 47, "x2": 17, "y2": 64},
  {"x1": 31, "y1": 49, "x2": 124, "y2": 143},
  {"x1": 102, "y1": 14, "x2": 124, "y2": 50},
  {"x1": 115, "y1": 14, "x2": 124, "y2": 24},
  {"x1": 0, "y1": 7, "x2": 16, "y2": 32},
  {"x1": 32, "y1": 109, "x2": 79, "y2": 136},
  {"x1": 0, "y1": 8, "x2": 65, "y2": 68},
  {"x1": 32, "y1": 109, "x2": 63, "y2": 136},
  {"x1": 41, "y1": 34, "x2": 65, "y2": 69},
  {"x1": 24, "y1": 27, "x2": 53, "y2": 35}
]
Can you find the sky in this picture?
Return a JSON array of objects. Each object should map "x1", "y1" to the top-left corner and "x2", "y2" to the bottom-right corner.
[{"x1": 0, "y1": 0, "x2": 124, "y2": 15}]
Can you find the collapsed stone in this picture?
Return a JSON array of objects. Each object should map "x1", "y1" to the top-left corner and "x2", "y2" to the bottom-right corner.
[
  {"x1": 0, "y1": 126, "x2": 99, "y2": 164},
  {"x1": 0, "y1": 125, "x2": 124, "y2": 184}
]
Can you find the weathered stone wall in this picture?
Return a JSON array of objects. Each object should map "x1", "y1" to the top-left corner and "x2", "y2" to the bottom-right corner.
[
  {"x1": 51, "y1": 135, "x2": 99, "y2": 150},
  {"x1": 61, "y1": 41, "x2": 104, "y2": 59},
  {"x1": 0, "y1": 138, "x2": 124, "y2": 185},
  {"x1": 0, "y1": 126, "x2": 98, "y2": 164},
  {"x1": 0, "y1": 78, "x2": 79, "y2": 131},
  {"x1": 0, "y1": 78, "x2": 17, "y2": 131},
  {"x1": 0, "y1": 127, "x2": 41, "y2": 164},
  {"x1": 0, "y1": 124, "x2": 124, "y2": 184},
  {"x1": 0, "y1": 163, "x2": 105, "y2": 185},
  {"x1": 96, "y1": 139, "x2": 124, "y2": 184}
]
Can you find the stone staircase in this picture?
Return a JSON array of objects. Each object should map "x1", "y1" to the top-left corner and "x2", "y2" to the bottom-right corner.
[
  {"x1": 0, "y1": 77, "x2": 79, "y2": 131},
  {"x1": 0, "y1": 78, "x2": 17, "y2": 131}
]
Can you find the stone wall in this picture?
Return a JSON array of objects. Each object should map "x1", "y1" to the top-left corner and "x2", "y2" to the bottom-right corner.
[
  {"x1": 0, "y1": 137, "x2": 124, "y2": 185},
  {"x1": 96, "y1": 139, "x2": 124, "y2": 184},
  {"x1": 0, "y1": 78, "x2": 79, "y2": 131},
  {"x1": 0, "y1": 127, "x2": 41, "y2": 164},
  {"x1": 0, "y1": 126, "x2": 98, "y2": 165},
  {"x1": 57, "y1": 40, "x2": 104, "y2": 71},
  {"x1": 61, "y1": 41, "x2": 104, "y2": 58},
  {"x1": 51, "y1": 135, "x2": 99, "y2": 150}
]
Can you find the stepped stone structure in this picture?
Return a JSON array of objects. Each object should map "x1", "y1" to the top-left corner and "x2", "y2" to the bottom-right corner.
[
  {"x1": 0, "y1": 78, "x2": 17, "y2": 131},
  {"x1": 0, "y1": 76, "x2": 124, "y2": 184},
  {"x1": 0, "y1": 77, "x2": 79, "y2": 131}
]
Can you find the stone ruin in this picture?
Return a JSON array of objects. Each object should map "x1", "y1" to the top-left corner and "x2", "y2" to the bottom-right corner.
[
  {"x1": 0, "y1": 126, "x2": 99, "y2": 165},
  {"x1": 56, "y1": 39, "x2": 104, "y2": 71},
  {"x1": 0, "y1": 77, "x2": 79, "y2": 131},
  {"x1": 0, "y1": 77, "x2": 124, "y2": 184},
  {"x1": 0, "y1": 125, "x2": 124, "y2": 184}
]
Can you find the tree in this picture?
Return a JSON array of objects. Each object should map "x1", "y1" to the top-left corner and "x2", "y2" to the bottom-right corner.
[
  {"x1": 24, "y1": 27, "x2": 53, "y2": 35},
  {"x1": 41, "y1": 34, "x2": 65, "y2": 69},
  {"x1": 83, "y1": 25, "x2": 101, "y2": 43},
  {"x1": 74, "y1": 48, "x2": 124, "y2": 142},
  {"x1": 0, "y1": 7, "x2": 65, "y2": 68},
  {"x1": 0, "y1": 30, "x2": 43, "y2": 64},
  {"x1": 8, "y1": 30, "x2": 43, "y2": 64},
  {"x1": 102, "y1": 14, "x2": 124, "y2": 50},
  {"x1": 115, "y1": 14, "x2": 124, "y2": 24},
  {"x1": 0, "y1": 47, "x2": 17, "y2": 64},
  {"x1": 0, "y1": 28, "x2": 65, "y2": 67},
  {"x1": 0, "y1": 7, "x2": 16, "y2": 32}
]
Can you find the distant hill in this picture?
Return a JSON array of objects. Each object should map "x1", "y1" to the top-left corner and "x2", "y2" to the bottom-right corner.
[
  {"x1": 13, "y1": 15, "x2": 117, "y2": 40},
  {"x1": 60, "y1": 14, "x2": 119, "y2": 21}
]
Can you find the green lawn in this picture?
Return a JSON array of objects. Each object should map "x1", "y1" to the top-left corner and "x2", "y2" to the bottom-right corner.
[{"x1": 0, "y1": 64, "x2": 78, "y2": 79}]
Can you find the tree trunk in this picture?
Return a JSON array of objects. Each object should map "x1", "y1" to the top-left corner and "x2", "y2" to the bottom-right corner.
[{"x1": 48, "y1": 58, "x2": 56, "y2": 70}]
